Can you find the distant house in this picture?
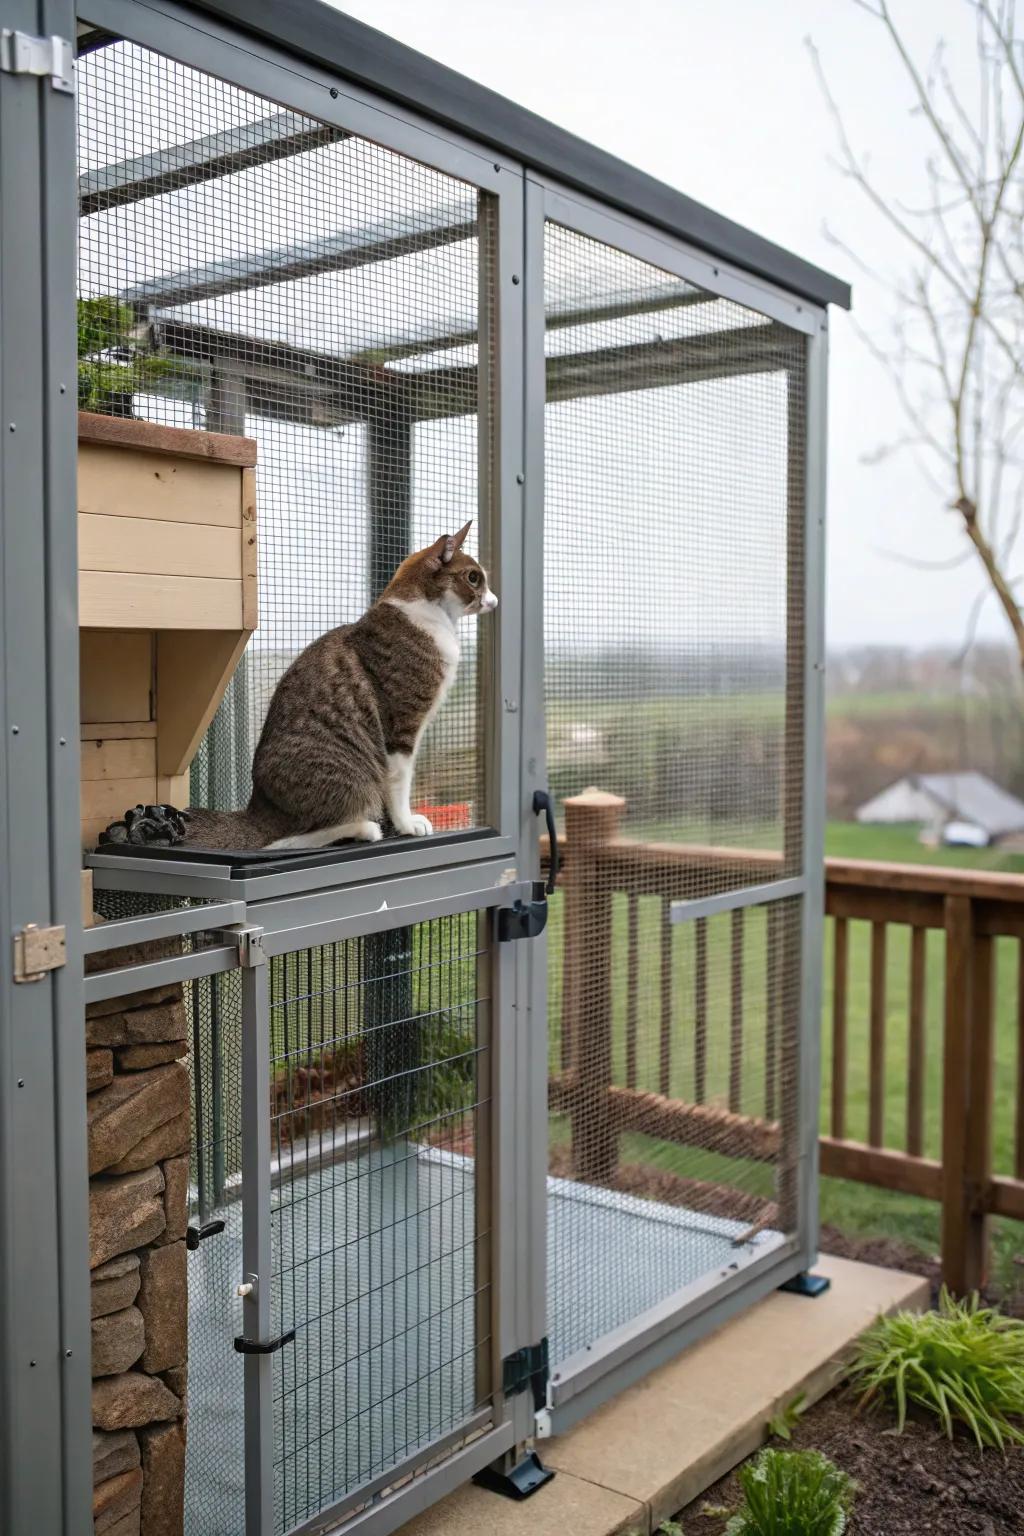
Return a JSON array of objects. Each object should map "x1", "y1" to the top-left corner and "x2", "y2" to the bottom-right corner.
[{"x1": 855, "y1": 771, "x2": 1024, "y2": 849}]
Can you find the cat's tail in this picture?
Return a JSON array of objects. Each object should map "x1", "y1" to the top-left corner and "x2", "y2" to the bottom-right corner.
[{"x1": 97, "y1": 799, "x2": 289, "y2": 851}]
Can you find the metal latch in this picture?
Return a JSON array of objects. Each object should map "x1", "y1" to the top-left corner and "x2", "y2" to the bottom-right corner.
[
  {"x1": 234, "y1": 1328, "x2": 296, "y2": 1356},
  {"x1": 496, "y1": 883, "x2": 548, "y2": 943},
  {"x1": 502, "y1": 1337, "x2": 550, "y2": 1411},
  {"x1": 13, "y1": 923, "x2": 67, "y2": 983},
  {"x1": 0, "y1": 31, "x2": 74, "y2": 93}
]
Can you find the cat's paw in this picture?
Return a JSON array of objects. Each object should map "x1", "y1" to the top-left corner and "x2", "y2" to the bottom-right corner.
[
  {"x1": 99, "y1": 804, "x2": 191, "y2": 849},
  {"x1": 348, "y1": 820, "x2": 383, "y2": 843},
  {"x1": 393, "y1": 812, "x2": 433, "y2": 837}
]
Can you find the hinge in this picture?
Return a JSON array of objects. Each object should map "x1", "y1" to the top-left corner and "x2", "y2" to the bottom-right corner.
[
  {"x1": 0, "y1": 31, "x2": 74, "y2": 93},
  {"x1": 502, "y1": 1337, "x2": 549, "y2": 1411},
  {"x1": 13, "y1": 923, "x2": 67, "y2": 983},
  {"x1": 496, "y1": 883, "x2": 548, "y2": 944}
]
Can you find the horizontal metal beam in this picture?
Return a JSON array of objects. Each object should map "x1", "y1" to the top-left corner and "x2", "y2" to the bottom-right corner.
[
  {"x1": 79, "y1": 111, "x2": 349, "y2": 216},
  {"x1": 123, "y1": 204, "x2": 477, "y2": 308},
  {"x1": 81, "y1": 897, "x2": 247, "y2": 952},
  {"x1": 83, "y1": 942, "x2": 238, "y2": 1005},
  {"x1": 670, "y1": 874, "x2": 806, "y2": 926}
]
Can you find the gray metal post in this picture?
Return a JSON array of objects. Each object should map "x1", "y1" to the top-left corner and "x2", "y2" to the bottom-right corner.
[
  {"x1": 239, "y1": 937, "x2": 275, "y2": 1535},
  {"x1": 0, "y1": 3, "x2": 91, "y2": 1531}
]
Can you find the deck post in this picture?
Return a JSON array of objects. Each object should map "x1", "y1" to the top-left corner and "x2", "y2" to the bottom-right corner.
[
  {"x1": 562, "y1": 789, "x2": 625, "y2": 1183},
  {"x1": 942, "y1": 894, "x2": 993, "y2": 1294}
]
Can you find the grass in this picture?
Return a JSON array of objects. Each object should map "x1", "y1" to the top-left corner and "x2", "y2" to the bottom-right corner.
[
  {"x1": 721, "y1": 1448, "x2": 854, "y2": 1536},
  {"x1": 850, "y1": 1290, "x2": 1024, "y2": 1448}
]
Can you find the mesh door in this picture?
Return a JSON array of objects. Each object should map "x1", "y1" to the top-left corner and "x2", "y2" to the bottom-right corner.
[
  {"x1": 77, "y1": 40, "x2": 495, "y2": 824},
  {"x1": 544, "y1": 223, "x2": 808, "y2": 1374},
  {"x1": 268, "y1": 916, "x2": 493, "y2": 1532}
]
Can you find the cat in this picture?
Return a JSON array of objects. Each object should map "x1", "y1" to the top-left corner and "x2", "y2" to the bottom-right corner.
[{"x1": 99, "y1": 521, "x2": 496, "y2": 851}]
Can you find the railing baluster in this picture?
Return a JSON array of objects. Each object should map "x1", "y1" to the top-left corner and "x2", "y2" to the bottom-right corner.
[
  {"x1": 907, "y1": 926, "x2": 926, "y2": 1157},
  {"x1": 659, "y1": 896, "x2": 672, "y2": 1097},
  {"x1": 625, "y1": 895, "x2": 638, "y2": 1090},
  {"x1": 729, "y1": 907, "x2": 744, "y2": 1113},
  {"x1": 831, "y1": 916, "x2": 848, "y2": 1139},
  {"x1": 694, "y1": 917, "x2": 708, "y2": 1103},
  {"x1": 869, "y1": 921, "x2": 887, "y2": 1147},
  {"x1": 1017, "y1": 939, "x2": 1024, "y2": 1181},
  {"x1": 766, "y1": 905, "x2": 779, "y2": 1121}
]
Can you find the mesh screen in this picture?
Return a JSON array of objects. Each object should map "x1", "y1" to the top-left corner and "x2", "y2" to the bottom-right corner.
[
  {"x1": 269, "y1": 916, "x2": 491, "y2": 1532},
  {"x1": 77, "y1": 41, "x2": 492, "y2": 825},
  {"x1": 544, "y1": 224, "x2": 807, "y2": 1372}
]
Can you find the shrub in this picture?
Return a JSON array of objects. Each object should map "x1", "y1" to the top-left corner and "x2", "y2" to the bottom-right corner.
[
  {"x1": 723, "y1": 1448, "x2": 853, "y2": 1536},
  {"x1": 849, "y1": 1288, "x2": 1024, "y2": 1449}
]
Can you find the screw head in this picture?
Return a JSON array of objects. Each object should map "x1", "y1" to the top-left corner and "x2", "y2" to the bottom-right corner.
[
  {"x1": 330, "y1": 87, "x2": 339, "y2": 98},
  {"x1": 65, "y1": 1349, "x2": 73, "y2": 1359},
  {"x1": 516, "y1": 472, "x2": 525, "y2": 485},
  {"x1": 511, "y1": 274, "x2": 520, "y2": 285},
  {"x1": 17, "y1": 1080, "x2": 24, "y2": 1088}
]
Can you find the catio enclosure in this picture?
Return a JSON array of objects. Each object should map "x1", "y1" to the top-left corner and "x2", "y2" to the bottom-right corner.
[{"x1": 0, "y1": 3, "x2": 848, "y2": 1535}]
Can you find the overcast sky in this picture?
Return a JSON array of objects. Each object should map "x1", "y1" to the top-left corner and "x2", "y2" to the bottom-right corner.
[{"x1": 325, "y1": 0, "x2": 1009, "y2": 652}]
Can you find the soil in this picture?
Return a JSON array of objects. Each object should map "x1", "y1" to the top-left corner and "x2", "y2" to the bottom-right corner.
[{"x1": 679, "y1": 1389, "x2": 1024, "y2": 1535}]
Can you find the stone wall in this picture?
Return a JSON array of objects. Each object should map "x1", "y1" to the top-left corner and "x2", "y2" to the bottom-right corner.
[{"x1": 87, "y1": 929, "x2": 189, "y2": 1536}]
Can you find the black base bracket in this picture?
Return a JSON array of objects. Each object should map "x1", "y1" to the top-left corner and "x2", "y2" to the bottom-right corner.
[
  {"x1": 779, "y1": 1271, "x2": 831, "y2": 1299},
  {"x1": 472, "y1": 1450, "x2": 554, "y2": 1501}
]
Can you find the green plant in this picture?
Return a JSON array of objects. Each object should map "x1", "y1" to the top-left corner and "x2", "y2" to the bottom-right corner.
[
  {"x1": 849, "y1": 1288, "x2": 1024, "y2": 1449},
  {"x1": 724, "y1": 1448, "x2": 853, "y2": 1536},
  {"x1": 658, "y1": 1523, "x2": 684, "y2": 1536},
  {"x1": 77, "y1": 296, "x2": 198, "y2": 416},
  {"x1": 767, "y1": 1392, "x2": 807, "y2": 1442}
]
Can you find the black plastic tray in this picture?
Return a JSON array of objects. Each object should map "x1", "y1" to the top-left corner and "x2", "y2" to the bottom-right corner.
[{"x1": 90, "y1": 826, "x2": 493, "y2": 878}]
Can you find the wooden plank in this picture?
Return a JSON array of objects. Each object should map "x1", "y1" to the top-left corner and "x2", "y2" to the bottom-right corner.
[
  {"x1": 78, "y1": 410, "x2": 257, "y2": 465},
  {"x1": 868, "y1": 922, "x2": 887, "y2": 1147},
  {"x1": 81, "y1": 721, "x2": 157, "y2": 740},
  {"x1": 625, "y1": 895, "x2": 638, "y2": 1091},
  {"x1": 240, "y1": 465, "x2": 259, "y2": 631},
  {"x1": 155, "y1": 629, "x2": 250, "y2": 778},
  {"x1": 78, "y1": 443, "x2": 243, "y2": 527},
  {"x1": 942, "y1": 893, "x2": 978, "y2": 1294},
  {"x1": 907, "y1": 927, "x2": 927, "y2": 1158},
  {"x1": 80, "y1": 570, "x2": 243, "y2": 630},
  {"x1": 81, "y1": 870, "x2": 95, "y2": 929},
  {"x1": 694, "y1": 917, "x2": 708, "y2": 1103},
  {"x1": 965, "y1": 931, "x2": 995, "y2": 1287},
  {"x1": 831, "y1": 916, "x2": 848, "y2": 1139},
  {"x1": 157, "y1": 772, "x2": 190, "y2": 808},
  {"x1": 80, "y1": 735, "x2": 156, "y2": 782},
  {"x1": 659, "y1": 896, "x2": 672, "y2": 1098},
  {"x1": 549, "y1": 1073, "x2": 780, "y2": 1163},
  {"x1": 81, "y1": 775, "x2": 158, "y2": 826},
  {"x1": 827, "y1": 855, "x2": 1024, "y2": 907},
  {"x1": 985, "y1": 1174, "x2": 1024, "y2": 1223},
  {"x1": 1017, "y1": 942, "x2": 1024, "y2": 1182},
  {"x1": 78, "y1": 512, "x2": 242, "y2": 579},
  {"x1": 819, "y1": 1137, "x2": 943, "y2": 1201},
  {"x1": 826, "y1": 883, "x2": 942, "y2": 929},
  {"x1": 80, "y1": 630, "x2": 152, "y2": 723},
  {"x1": 729, "y1": 907, "x2": 744, "y2": 1114}
]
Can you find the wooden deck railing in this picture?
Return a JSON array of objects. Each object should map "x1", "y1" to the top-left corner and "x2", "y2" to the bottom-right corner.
[{"x1": 545, "y1": 790, "x2": 1024, "y2": 1294}]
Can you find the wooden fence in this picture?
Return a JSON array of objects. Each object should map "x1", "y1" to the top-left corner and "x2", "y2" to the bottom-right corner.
[{"x1": 546, "y1": 789, "x2": 1024, "y2": 1294}]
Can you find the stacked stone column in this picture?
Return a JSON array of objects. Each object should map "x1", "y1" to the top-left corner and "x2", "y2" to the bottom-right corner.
[{"x1": 86, "y1": 929, "x2": 189, "y2": 1536}]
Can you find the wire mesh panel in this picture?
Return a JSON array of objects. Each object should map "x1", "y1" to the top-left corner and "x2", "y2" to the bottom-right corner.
[
  {"x1": 543, "y1": 221, "x2": 809, "y2": 1379},
  {"x1": 76, "y1": 39, "x2": 495, "y2": 826},
  {"x1": 268, "y1": 916, "x2": 492, "y2": 1533}
]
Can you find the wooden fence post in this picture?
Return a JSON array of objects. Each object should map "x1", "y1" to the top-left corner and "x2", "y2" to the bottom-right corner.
[
  {"x1": 563, "y1": 788, "x2": 625, "y2": 1183},
  {"x1": 942, "y1": 894, "x2": 994, "y2": 1294}
]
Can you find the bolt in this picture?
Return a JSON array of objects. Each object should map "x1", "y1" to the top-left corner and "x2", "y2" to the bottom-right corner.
[
  {"x1": 516, "y1": 472, "x2": 525, "y2": 485},
  {"x1": 17, "y1": 1080, "x2": 24, "y2": 1088},
  {"x1": 65, "y1": 1349, "x2": 73, "y2": 1359},
  {"x1": 8, "y1": 423, "x2": 15, "y2": 432},
  {"x1": 11, "y1": 726, "x2": 18, "y2": 735},
  {"x1": 29, "y1": 1360, "x2": 36, "y2": 1368},
  {"x1": 493, "y1": 162, "x2": 501, "y2": 172},
  {"x1": 511, "y1": 274, "x2": 520, "y2": 285},
  {"x1": 329, "y1": 87, "x2": 339, "y2": 98},
  {"x1": 59, "y1": 384, "x2": 66, "y2": 395},
  {"x1": 59, "y1": 736, "x2": 66, "y2": 746}
]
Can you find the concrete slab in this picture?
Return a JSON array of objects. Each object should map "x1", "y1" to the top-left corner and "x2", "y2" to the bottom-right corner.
[
  {"x1": 542, "y1": 1254, "x2": 930, "y2": 1531},
  {"x1": 394, "y1": 1468, "x2": 645, "y2": 1536}
]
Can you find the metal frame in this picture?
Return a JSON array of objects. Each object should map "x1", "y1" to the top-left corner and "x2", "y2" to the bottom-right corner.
[{"x1": 0, "y1": 5, "x2": 91, "y2": 1533}]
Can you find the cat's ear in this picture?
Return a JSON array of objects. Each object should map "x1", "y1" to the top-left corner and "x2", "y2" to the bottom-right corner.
[{"x1": 443, "y1": 521, "x2": 473, "y2": 563}]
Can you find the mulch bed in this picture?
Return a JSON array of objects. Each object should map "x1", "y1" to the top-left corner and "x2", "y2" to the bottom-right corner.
[{"x1": 679, "y1": 1389, "x2": 1024, "y2": 1534}]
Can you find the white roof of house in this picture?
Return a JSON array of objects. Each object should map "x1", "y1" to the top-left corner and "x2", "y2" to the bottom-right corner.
[{"x1": 858, "y1": 771, "x2": 1024, "y2": 837}]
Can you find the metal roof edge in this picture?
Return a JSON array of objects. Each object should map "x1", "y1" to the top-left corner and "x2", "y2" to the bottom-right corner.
[{"x1": 181, "y1": 0, "x2": 852, "y2": 311}]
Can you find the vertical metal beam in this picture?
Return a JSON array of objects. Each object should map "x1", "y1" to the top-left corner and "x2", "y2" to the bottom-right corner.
[
  {"x1": 796, "y1": 321, "x2": 828, "y2": 1267},
  {"x1": 0, "y1": 3, "x2": 91, "y2": 1532},
  {"x1": 240, "y1": 944, "x2": 274, "y2": 1536}
]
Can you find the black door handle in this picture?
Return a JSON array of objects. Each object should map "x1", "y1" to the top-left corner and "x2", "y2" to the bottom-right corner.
[{"x1": 532, "y1": 790, "x2": 559, "y2": 895}]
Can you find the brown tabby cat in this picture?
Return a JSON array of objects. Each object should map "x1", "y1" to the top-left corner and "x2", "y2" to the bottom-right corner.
[{"x1": 99, "y1": 522, "x2": 496, "y2": 851}]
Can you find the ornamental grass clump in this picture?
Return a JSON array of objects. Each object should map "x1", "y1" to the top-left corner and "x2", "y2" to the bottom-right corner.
[
  {"x1": 850, "y1": 1288, "x2": 1024, "y2": 1450},
  {"x1": 723, "y1": 1447, "x2": 853, "y2": 1536}
]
